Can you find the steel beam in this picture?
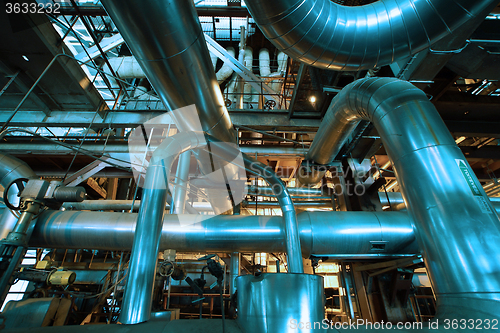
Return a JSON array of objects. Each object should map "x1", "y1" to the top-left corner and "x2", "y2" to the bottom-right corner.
[
  {"x1": 0, "y1": 110, "x2": 321, "y2": 130},
  {"x1": 74, "y1": 34, "x2": 125, "y2": 64},
  {"x1": 287, "y1": 63, "x2": 307, "y2": 119}
]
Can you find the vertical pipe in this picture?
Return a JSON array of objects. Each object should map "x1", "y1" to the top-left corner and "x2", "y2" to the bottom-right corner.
[
  {"x1": 171, "y1": 151, "x2": 191, "y2": 214},
  {"x1": 118, "y1": 131, "x2": 206, "y2": 324},
  {"x1": 340, "y1": 263, "x2": 355, "y2": 320},
  {"x1": 229, "y1": 252, "x2": 240, "y2": 297},
  {"x1": 118, "y1": 165, "x2": 168, "y2": 324},
  {"x1": 306, "y1": 77, "x2": 500, "y2": 319},
  {"x1": 237, "y1": 26, "x2": 246, "y2": 110}
]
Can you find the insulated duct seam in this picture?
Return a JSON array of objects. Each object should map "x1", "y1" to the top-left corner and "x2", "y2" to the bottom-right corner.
[{"x1": 245, "y1": 0, "x2": 498, "y2": 70}]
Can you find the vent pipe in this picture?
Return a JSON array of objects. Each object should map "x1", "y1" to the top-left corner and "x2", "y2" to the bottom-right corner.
[
  {"x1": 245, "y1": 0, "x2": 498, "y2": 70},
  {"x1": 308, "y1": 77, "x2": 500, "y2": 320}
]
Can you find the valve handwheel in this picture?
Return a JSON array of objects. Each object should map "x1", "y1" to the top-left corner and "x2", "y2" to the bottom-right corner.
[{"x1": 3, "y1": 178, "x2": 29, "y2": 211}]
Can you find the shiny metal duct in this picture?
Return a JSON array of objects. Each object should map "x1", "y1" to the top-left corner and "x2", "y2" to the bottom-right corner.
[
  {"x1": 206, "y1": 138, "x2": 304, "y2": 274},
  {"x1": 308, "y1": 77, "x2": 500, "y2": 320},
  {"x1": 229, "y1": 252, "x2": 240, "y2": 297},
  {"x1": 100, "y1": 0, "x2": 235, "y2": 143},
  {"x1": 0, "y1": 153, "x2": 36, "y2": 240},
  {"x1": 118, "y1": 131, "x2": 207, "y2": 324},
  {"x1": 245, "y1": 0, "x2": 498, "y2": 71},
  {"x1": 30, "y1": 210, "x2": 418, "y2": 257},
  {"x1": 237, "y1": 273, "x2": 324, "y2": 333}
]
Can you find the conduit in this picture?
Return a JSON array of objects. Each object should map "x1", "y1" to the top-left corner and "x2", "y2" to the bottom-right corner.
[
  {"x1": 29, "y1": 210, "x2": 418, "y2": 257},
  {"x1": 307, "y1": 77, "x2": 500, "y2": 320},
  {"x1": 245, "y1": 0, "x2": 498, "y2": 70},
  {"x1": 205, "y1": 136, "x2": 304, "y2": 273}
]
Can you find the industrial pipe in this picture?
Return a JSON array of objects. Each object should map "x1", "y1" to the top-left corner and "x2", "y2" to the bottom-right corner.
[
  {"x1": 101, "y1": 0, "x2": 235, "y2": 144},
  {"x1": 170, "y1": 151, "x2": 191, "y2": 214},
  {"x1": 378, "y1": 191, "x2": 500, "y2": 214},
  {"x1": 229, "y1": 252, "x2": 240, "y2": 297},
  {"x1": 118, "y1": 131, "x2": 206, "y2": 324},
  {"x1": 205, "y1": 137, "x2": 304, "y2": 273},
  {"x1": 245, "y1": 0, "x2": 498, "y2": 71},
  {"x1": 30, "y1": 210, "x2": 418, "y2": 257},
  {"x1": 215, "y1": 47, "x2": 235, "y2": 82},
  {"x1": 308, "y1": 77, "x2": 500, "y2": 320}
]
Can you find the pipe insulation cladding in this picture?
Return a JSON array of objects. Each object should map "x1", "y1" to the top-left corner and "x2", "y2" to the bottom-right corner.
[
  {"x1": 100, "y1": 0, "x2": 235, "y2": 143},
  {"x1": 308, "y1": 77, "x2": 500, "y2": 321},
  {"x1": 0, "y1": 153, "x2": 36, "y2": 240},
  {"x1": 244, "y1": 0, "x2": 499, "y2": 71},
  {"x1": 29, "y1": 210, "x2": 418, "y2": 257}
]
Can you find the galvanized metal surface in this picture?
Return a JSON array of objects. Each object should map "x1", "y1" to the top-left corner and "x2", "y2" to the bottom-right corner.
[
  {"x1": 245, "y1": 0, "x2": 498, "y2": 70},
  {"x1": 118, "y1": 131, "x2": 207, "y2": 324},
  {"x1": 309, "y1": 77, "x2": 500, "y2": 319},
  {"x1": 171, "y1": 151, "x2": 191, "y2": 214},
  {"x1": 101, "y1": 0, "x2": 235, "y2": 143},
  {"x1": 0, "y1": 153, "x2": 36, "y2": 239},
  {"x1": 236, "y1": 273, "x2": 324, "y2": 333},
  {"x1": 30, "y1": 211, "x2": 418, "y2": 257}
]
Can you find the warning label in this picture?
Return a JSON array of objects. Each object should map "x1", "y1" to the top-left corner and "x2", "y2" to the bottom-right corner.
[{"x1": 456, "y1": 159, "x2": 493, "y2": 214}]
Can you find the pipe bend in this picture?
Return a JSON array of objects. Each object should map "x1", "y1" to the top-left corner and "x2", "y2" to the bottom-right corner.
[
  {"x1": 307, "y1": 77, "x2": 500, "y2": 319},
  {"x1": 204, "y1": 135, "x2": 303, "y2": 273},
  {"x1": 0, "y1": 153, "x2": 36, "y2": 188},
  {"x1": 246, "y1": 0, "x2": 498, "y2": 70}
]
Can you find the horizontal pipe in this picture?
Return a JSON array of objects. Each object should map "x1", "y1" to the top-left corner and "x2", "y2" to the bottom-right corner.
[
  {"x1": 61, "y1": 200, "x2": 331, "y2": 211},
  {"x1": 378, "y1": 192, "x2": 500, "y2": 215},
  {"x1": 30, "y1": 210, "x2": 418, "y2": 258}
]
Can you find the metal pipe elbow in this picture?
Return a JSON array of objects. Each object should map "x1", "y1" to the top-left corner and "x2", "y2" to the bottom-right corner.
[
  {"x1": 0, "y1": 153, "x2": 36, "y2": 187},
  {"x1": 245, "y1": 0, "x2": 497, "y2": 70}
]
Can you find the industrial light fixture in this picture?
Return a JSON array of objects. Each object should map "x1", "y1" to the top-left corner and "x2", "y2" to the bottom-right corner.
[
  {"x1": 309, "y1": 96, "x2": 316, "y2": 103},
  {"x1": 455, "y1": 136, "x2": 467, "y2": 145}
]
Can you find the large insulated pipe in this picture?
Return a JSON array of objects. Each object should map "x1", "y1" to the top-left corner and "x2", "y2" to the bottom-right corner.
[
  {"x1": 309, "y1": 77, "x2": 500, "y2": 320},
  {"x1": 101, "y1": 0, "x2": 235, "y2": 143},
  {"x1": 245, "y1": 0, "x2": 498, "y2": 71},
  {"x1": 216, "y1": 47, "x2": 235, "y2": 82},
  {"x1": 0, "y1": 153, "x2": 36, "y2": 240},
  {"x1": 118, "y1": 131, "x2": 206, "y2": 324},
  {"x1": 30, "y1": 210, "x2": 418, "y2": 257}
]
